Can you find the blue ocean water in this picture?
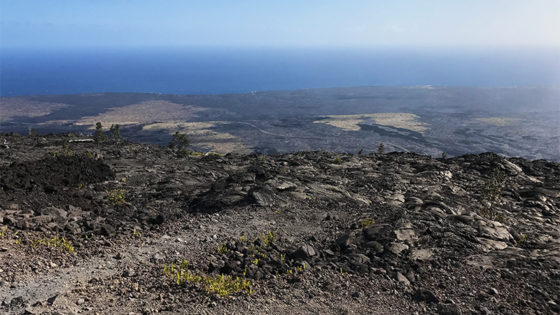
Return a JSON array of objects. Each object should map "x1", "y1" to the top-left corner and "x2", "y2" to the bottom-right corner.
[{"x1": 1, "y1": 47, "x2": 559, "y2": 96}]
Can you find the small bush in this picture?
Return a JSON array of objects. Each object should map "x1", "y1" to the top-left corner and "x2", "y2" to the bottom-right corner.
[
  {"x1": 109, "y1": 124, "x2": 121, "y2": 140},
  {"x1": 204, "y1": 274, "x2": 252, "y2": 297},
  {"x1": 479, "y1": 167, "x2": 507, "y2": 221},
  {"x1": 513, "y1": 233, "x2": 527, "y2": 247},
  {"x1": 163, "y1": 260, "x2": 252, "y2": 297},
  {"x1": 259, "y1": 230, "x2": 278, "y2": 247},
  {"x1": 32, "y1": 236, "x2": 74, "y2": 253},
  {"x1": 108, "y1": 189, "x2": 126, "y2": 206},
  {"x1": 360, "y1": 218, "x2": 375, "y2": 228},
  {"x1": 169, "y1": 131, "x2": 190, "y2": 150},
  {"x1": 377, "y1": 143, "x2": 385, "y2": 154},
  {"x1": 94, "y1": 122, "x2": 108, "y2": 143},
  {"x1": 482, "y1": 168, "x2": 506, "y2": 202}
]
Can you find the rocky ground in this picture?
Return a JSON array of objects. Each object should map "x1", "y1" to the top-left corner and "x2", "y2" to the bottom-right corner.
[{"x1": 0, "y1": 133, "x2": 558, "y2": 314}]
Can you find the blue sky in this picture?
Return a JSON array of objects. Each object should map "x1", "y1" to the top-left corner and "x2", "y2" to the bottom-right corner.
[{"x1": 1, "y1": 0, "x2": 559, "y2": 48}]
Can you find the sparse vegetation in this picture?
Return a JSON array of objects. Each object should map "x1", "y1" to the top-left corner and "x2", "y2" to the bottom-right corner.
[
  {"x1": 94, "y1": 122, "x2": 108, "y2": 143},
  {"x1": 217, "y1": 242, "x2": 230, "y2": 254},
  {"x1": 482, "y1": 167, "x2": 506, "y2": 202},
  {"x1": 360, "y1": 218, "x2": 375, "y2": 228},
  {"x1": 109, "y1": 124, "x2": 121, "y2": 140},
  {"x1": 32, "y1": 236, "x2": 75, "y2": 253},
  {"x1": 169, "y1": 131, "x2": 190, "y2": 149},
  {"x1": 108, "y1": 189, "x2": 126, "y2": 206},
  {"x1": 28, "y1": 127, "x2": 37, "y2": 137},
  {"x1": 479, "y1": 167, "x2": 507, "y2": 221},
  {"x1": 513, "y1": 233, "x2": 527, "y2": 247},
  {"x1": 259, "y1": 230, "x2": 278, "y2": 247},
  {"x1": 163, "y1": 260, "x2": 253, "y2": 297},
  {"x1": 132, "y1": 227, "x2": 142, "y2": 237},
  {"x1": 377, "y1": 143, "x2": 385, "y2": 154},
  {"x1": 333, "y1": 157, "x2": 343, "y2": 164},
  {"x1": 176, "y1": 148, "x2": 189, "y2": 158},
  {"x1": 204, "y1": 274, "x2": 253, "y2": 297}
]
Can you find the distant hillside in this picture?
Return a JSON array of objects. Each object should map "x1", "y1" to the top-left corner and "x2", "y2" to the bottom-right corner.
[{"x1": 1, "y1": 86, "x2": 559, "y2": 160}]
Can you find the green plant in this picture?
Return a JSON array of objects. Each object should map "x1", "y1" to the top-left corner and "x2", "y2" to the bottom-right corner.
[
  {"x1": 285, "y1": 264, "x2": 306, "y2": 275},
  {"x1": 377, "y1": 143, "x2": 385, "y2": 154},
  {"x1": 482, "y1": 168, "x2": 506, "y2": 202},
  {"x1": 132, "y1": 228, "x2": 141, "y2": 237},
  {"x1": 0, "y1": 226, "x2": 6, "y2": 238},
  {"x1": 259, "y1": 230, "x2": 278, "y2": 247},
  {"x1": 94, "y1": 122, "x2": 108, "y2": 143},
  {"x1": 169, "y1": 131, "x2": 190, "y2": 150},
  {"x1": 108, "y1": 189, "x2": 126, "y2": 206},
  {"x1": 204, "y1": 274, "x2": 252, "y2": 297},
  {"x1": 479, "y1": 167, "x2": 507, "y2": 221},
  {"x1": 217, "y1": 243, "x2": 230, "y2": 254},
  {"x1": 163, "y1": 260, "x2": 252, "y2": 297},
  {"x1": 333, "y1": 157, "x2": 342, "y2": 164},
  {"x1": 32, "y1": 236, "x2": 74, "y2": 253},
  {"x1": 513, "y1": 233, "x2": 527, "y2": 247},
  {"x1": 358, "y1": 148, "x2": 364, "y2": 156},
  {"x1": 109, "y1": 124, "x2": 121, "y2": 140},
  {"x1": 176, "y1": 148, "x2": 189, "y2": 158},
  {"x1": 360, "y1": 218, "x2": 375, "y2": 228},
  {"x1": 190, "y1": 151, "x2": 205, "y2": 157},
  {"x1": 441, "y1": 152, "x2": 447, "y2": 159}
]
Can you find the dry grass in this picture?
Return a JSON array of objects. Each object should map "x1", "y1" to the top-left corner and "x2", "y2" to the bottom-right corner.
[
  {"x1": 76, "y1": 101, "x2": 206, "y2": 128},
  {"x1": 475, "y1": 117, "x2": 519, "y2": 126},
  {"x1": 314, "y1": 113, "x2": 429, "y2": 133},
  {"x1": 0, "y1": 98, "x2": 69, "y2": 122},
  {"x1": 144, "y1": 121, "x2": 250, "y2": 154}
]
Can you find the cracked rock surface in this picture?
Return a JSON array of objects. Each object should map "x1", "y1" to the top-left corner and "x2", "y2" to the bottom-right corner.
[{"x1": 0, "y1": 134, "x2": 559, "y2": 314}]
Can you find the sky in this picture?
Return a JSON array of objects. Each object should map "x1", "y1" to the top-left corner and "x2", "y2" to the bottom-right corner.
[{"x1": 1, "y1": 0, "x2": 559, "y2": 48}]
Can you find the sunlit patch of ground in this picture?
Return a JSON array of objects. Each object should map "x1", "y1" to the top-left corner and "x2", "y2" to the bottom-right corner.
[
  {"x1": 0, "y1": 98, "x2": 69, "y2": 123},
  {"x1": 76, "y1": 101, "x2": 206, "y2": 129},
  {"x1": 314, "y1": 113, "x2": 429, "y2": 133},
  {"x1": 475, "y1": 117, "x2": 520, "y2": 126},
  {"x1": 143, "y1": 121, "x2": 251, "y2": 154}
]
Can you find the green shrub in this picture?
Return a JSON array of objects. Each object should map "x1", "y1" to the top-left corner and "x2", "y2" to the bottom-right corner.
[
  {"x1": 94, "y1": 122, "x2": 108, "y2": 143},
  {"x1": 32, "y1": 236, "x2": 74, "y2": 253},
  {"x1": 108, "y1": 189, "x2": 126, "y2": 206},
  {"x1": 479, "y1": 167, "x2": 507, "y2": 221},
  {"x1": 109, "y1": 124, "x2": 121, "y2": 140},
  {"x1": 360, "y1": 218, "x2": 375, "y2": 228},
  {"x1": 169, "y1": 131, "x2": 190, "y2": 149},
  {"x1": 163, "y1": 260, "x2": 253, "y2": 297}
]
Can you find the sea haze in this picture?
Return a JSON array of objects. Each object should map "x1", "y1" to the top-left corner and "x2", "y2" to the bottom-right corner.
[{"x1": 1, "y1": 47, "x2": 559, "y2": 96}]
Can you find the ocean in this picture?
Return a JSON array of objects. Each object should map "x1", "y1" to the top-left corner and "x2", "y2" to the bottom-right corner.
[{"x1": 1, "y1": 47, "x2": 559, "y2": 96}]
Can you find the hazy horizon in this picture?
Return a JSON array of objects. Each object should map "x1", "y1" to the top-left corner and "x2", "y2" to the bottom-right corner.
[{"x1": 1, "y1": 1, "x2": 559, "y2": 96}]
